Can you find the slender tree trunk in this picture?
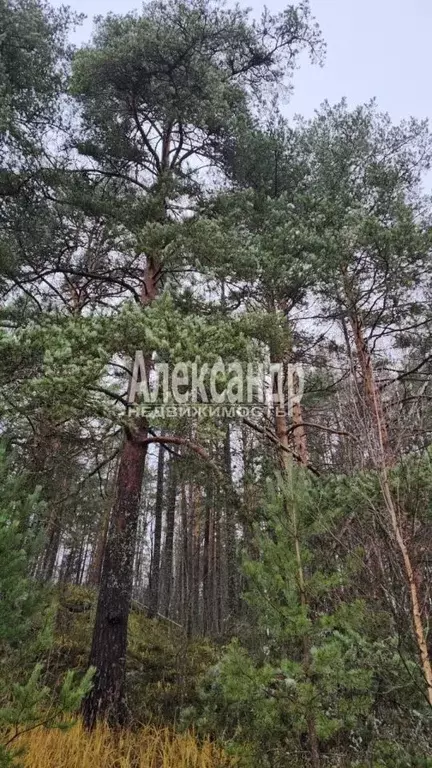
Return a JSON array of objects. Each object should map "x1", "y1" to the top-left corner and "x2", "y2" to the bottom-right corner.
[
  {"x1": 74, "y1": 536, "x2": 85, "y2": 584},
  {"x1": 187, "y1": 485, "x2": 195, "y2": 636},
  {"x1": 223, "y1": 425, "x2": 238, "y2": 625},
  {"x1": 180, "y1": 483, "x2": 189, "y2": 629},
  {"x1": 78, "y1": 537, "x2": 89, "y2": 585},
  {"x1": 270, "y1": 342, "x2": 309, "y2": 471},
  {"x1": 159, "y1": 452, "x2": 177, "y2": 617},
  {"x1": 349, "y1": 311, "x2": 390, "y2": 457},
  {"x1": 41, "y1": 513, "x2": 62, "y2": 581},
  {"x1": 272, "y1": 356, "x2": 320, "y2": 767},
  {"x1": 88, "y1": 507, "x2": 110, "y2": 588},
  {"x1": 292, "y1": 398, "x2": 309, "y2": 466},
  {"x1": 203, "y1": 486, "x2": 212, "y2": 635},
  {"x1": 61, "y1": 545, "x2": 77, "y2": 584},
  {"x1": 134, "y1": 495, "x2": 151, "y2": 597},
  {"x1": 379, "y1": 467, "x2": 432, "y2": 706},
  {"x1": 343, "y1": 279, "x2": 432, "y2": 707},
  {"x1": 215, "y1": 498, "x2": 224, "y2": 634},
  {"x1": 148, "y1": 442, "x2": 165, "y2": 618},
  {"x1": 211, "y1": 504, "x2": 220, "y2": 635},
  {"x1": 189, "y1": 485, "x2": 201, "y2": 635},
  {"x1": 341, "y1": 272, "x2": 390, "y2": 459},
  {"x1": 87, "y1": 459, "x2": 118, "y2": 588},
  {"x1": 239, "y1": 425, "x2": 258, "y2": 560},
  {"x1": 186, "y1": 484, "x2": 196, "y2": 637}
]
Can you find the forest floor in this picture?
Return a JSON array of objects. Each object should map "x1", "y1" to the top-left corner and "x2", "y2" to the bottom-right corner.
[
  {"x1": 51, "y1": 586, "x2": 218, "y2": 725},
  {"x1": 16, "y1": 721, "x2": 234, "y2": 768},
  {"x1": 13, "y1": 586, "x2": 231, "y2": 767}
]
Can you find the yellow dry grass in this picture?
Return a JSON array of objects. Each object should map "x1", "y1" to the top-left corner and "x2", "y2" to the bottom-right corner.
[{"x1": 15, "y1": 721, "x2": 235, "y2": 768}]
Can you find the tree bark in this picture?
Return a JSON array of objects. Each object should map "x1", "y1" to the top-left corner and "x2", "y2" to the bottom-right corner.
[
  {"x1": 41, "y1": 511, "x2": 62, "y2": 581},
  {"x1": 159, "y1": 452, "x2": 177, "y2": 617},
  {"x1": 223, "y1": 425, "x2": 238, "y2": 625},
  {"x1": 349, "y1": 311, "x2": 391, "y2": 458},
  {"x1": 82, "y1": 253, "x2": 158, "y2": 728},
  {"x1": 342, "y1": 278, "x2": 432, "y2": 707},
  {"x1": 181, "y1": 483, "x2": 189, "y2": 629},
  {"x1": 88, "y1": 506, "x2": 110, "y2": 588},
  {"x1": 202, "y1": 486, "x2": 212, "y2": 635},
  {"x1": 292, "y1": 398, "x2": 309, "y2": 467},
  {"x1": 272, "y1": 356, "x2": 320, "y2": 767},
  {"x1": 81, "y1": 429, "x2": 149, "y2": 728},
  {"x1": 148, "y1": 441, "x2": 165, "y2": 618}
]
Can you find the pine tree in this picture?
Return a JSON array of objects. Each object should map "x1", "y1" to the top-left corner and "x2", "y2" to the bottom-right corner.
[
  {"x1": 0, "y1": 443, "x2": 94, "y2": 766},
  {"x1": 69, "y1": 0, "x2": 323, "y2": 726}
]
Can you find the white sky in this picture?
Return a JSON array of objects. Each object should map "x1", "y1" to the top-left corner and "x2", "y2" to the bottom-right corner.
[
  {"x1": 65, "y1": 0, "x2": 432, "y2": 125},
  {"x1": 285, "y1": 0, "x2": 432, "y2": 122}
]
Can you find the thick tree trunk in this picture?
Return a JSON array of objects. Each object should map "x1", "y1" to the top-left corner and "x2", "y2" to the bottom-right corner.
[
  {"x1": 82, "y1": 253, "x2": 158, "y2": 728},
  {"x1": 81, "y1": 431, "x2": 148, "y2": 728}
]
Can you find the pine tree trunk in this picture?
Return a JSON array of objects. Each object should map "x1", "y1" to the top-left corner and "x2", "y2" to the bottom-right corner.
[
  {"x1": 379, "y1": 469, "x2": 432, "y2": 706},
  {"x1": 341, "y1": 271, "x2": 390, "y2": 459},
  {"x1": 180, "y1": 483, "x2": 189, "y2": 629},
  {"x1": 292, "y1": 398, "x2": 309, "y2": 466},
  {"x1": 202, "y1": 486, "x2": 212, "y2": 635},
  {"x1": 82, "y1": 254, "x2": 158, "y2": 728},
  {"x1": 88, "y1": 507, "x2": 110, "y2": 587},
  {"x1": 349, "y1": 311, "x2": 391, "y2": 457},
  {"x1": 78, "y1": 537, "x2": 89, "y2": 585},
  {"x1": 187, "y1": 484, "x2": 195, "y2": 636},
  {"x1": 159, "y1": 453, "x2": 177, "y2": 617},
  {"x1": 74, "y1": 536, "x2": 85, "y2": 585},
  {"x1": 81, "y1": 431, "x2": 149, "y2": 728},
  {"x1": 239, "y1": 425, "x2": 258, "y2": 561},
  {"x1": 193, "y1": 487, "x2": 202, "y2": 634},
  {"x1": 212, "y1": 505, "x2": 220, "y2": 635},
  {"x1": 272, "y1": 358, "x2": 320, "y2": 767},
  {"x1": 61, "y1": 545, "x2": 77, "y2": 583},
  {"x1": 148, "y1": 442, "x2": 165, "y2": 618},
  {"x1": 42, "y1": 512, "x2": 62, "y2": 581},
  {"x1": 223, "y1": 425, "x2": 238, "y2": 624},
  {"x1": 343, "y1": 280, "x2": 432, "y2": 707}
]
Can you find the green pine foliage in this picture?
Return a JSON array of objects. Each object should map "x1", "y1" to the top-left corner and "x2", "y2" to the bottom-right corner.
[
  {"x1": 0, "y1": 445, "x2": 94, "y2": 766},
  {"x1": 186, "y1": 470, "x2": 432, "y2": 766}
]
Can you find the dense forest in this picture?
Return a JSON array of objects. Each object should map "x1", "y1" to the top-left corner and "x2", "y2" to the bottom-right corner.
[{"x1": 2, "y1": 0, "x2": 432, "y2": 765}]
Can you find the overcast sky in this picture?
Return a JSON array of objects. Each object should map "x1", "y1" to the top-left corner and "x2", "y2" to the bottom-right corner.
[{"x1": 66, "y1": 0, "x2": 431, "y2": 126}]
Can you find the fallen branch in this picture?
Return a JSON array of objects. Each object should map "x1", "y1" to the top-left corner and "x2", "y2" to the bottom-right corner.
[{"x1": 131, "y1": 599, "x2": 183, "y2": 628}]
